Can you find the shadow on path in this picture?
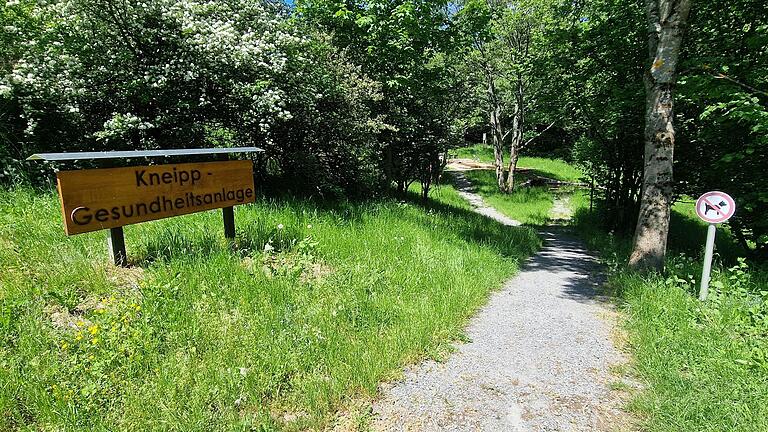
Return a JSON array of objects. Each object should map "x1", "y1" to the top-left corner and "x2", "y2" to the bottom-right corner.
[{"x1": 373, "y1": 175, "x2": 626, "y2": 432}]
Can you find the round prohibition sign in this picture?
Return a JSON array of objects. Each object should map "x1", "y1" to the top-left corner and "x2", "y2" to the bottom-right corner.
[{"x1": 695, "y1": 191, "x2": 735, "y2": 224}]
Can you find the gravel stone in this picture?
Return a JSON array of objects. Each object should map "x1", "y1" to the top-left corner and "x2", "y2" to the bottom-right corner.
[{"x1": 372, "y1": 174, "x2": 626, "y2": 431}]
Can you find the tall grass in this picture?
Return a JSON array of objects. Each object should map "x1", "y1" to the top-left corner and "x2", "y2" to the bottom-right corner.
[
  {"x1": 0, "y1": 185, "x2": 539, "y2": 431},
  {"x1": 572, "y1": 198, "x2": 768, "y2": 432}
]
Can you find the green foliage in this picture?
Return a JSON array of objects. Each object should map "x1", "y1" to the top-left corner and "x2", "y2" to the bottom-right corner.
[
  {"x1": 0, "y1": 0, "x2": 383, "y2": 195},
  {"x1": 674, "y1": 0, "x2": 768, "y2": 257},
  {"x1": 453, "y1": 0, "x2": 563, "y2": 190},
  {"x1": 538, "y1": 0, "x2": 646, "y2": 232},
  {"x1": 535, "y1": 0, "x2": 768, "y2": 254},
  {"x1": 297, "y1": 0, "x2": 466, "y2": 196},
  {"x1": 0, "y1": 186, "x2": 540, "y2": 430}
]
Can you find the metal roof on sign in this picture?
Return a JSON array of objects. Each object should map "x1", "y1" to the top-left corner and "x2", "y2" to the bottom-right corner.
[{"x1": 27, "y1": 147, "x2": 265, "y2": 161}]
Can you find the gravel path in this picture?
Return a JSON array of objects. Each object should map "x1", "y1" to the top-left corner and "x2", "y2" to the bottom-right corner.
[
  {"x1": 453, "y1": 171, "x2": 522, "y2": 226},
  {"x1": 549, "y1": 194, "x2": 573, "y2": 223},
  {"x1": 372, "y1": 173, "x2": 626, "y2": 431}
]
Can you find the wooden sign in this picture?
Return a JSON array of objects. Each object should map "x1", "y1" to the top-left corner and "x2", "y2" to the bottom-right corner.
[{"x1": 57, "y1": 160, "x2": 255, "y2": 235}]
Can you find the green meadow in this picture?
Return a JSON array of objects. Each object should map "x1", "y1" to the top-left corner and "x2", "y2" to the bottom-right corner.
[
  {"x1": 0, "y1": 185, "x2": 539, "y2": 431},
  {"x1": 454, "y1": 144, "x2": 583, "y2": 183}
]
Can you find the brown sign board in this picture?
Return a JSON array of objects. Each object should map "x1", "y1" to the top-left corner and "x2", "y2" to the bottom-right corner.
[{"x1": 56, "y1": 160, "x2": 255, "y2": 235}]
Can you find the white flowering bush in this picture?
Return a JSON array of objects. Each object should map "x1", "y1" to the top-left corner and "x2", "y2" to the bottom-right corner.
[{"x1": 1, "y1": 0, "x2": 383, "y2": 193}]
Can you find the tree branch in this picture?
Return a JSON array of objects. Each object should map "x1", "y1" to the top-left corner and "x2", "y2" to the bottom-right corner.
[
  {"x1": 520, "y1": 121, "x2": 556, "y2": 150},
  {"x1": 710, "y1": 71, "x2": 768, "y2": 98}
]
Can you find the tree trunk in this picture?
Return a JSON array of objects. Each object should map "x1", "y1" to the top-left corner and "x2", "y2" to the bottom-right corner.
[
  {"x1": 505, "y1": 76, "x2": 525, "y2": 192},
  {"x1": 488, "y1": 81, "x2": 506, "y2": 191},
  {"x1": 628, "y1": 0, "x2": 691, "y2": 271},
  {"x1": 506, "y1": 146, "x2": 520, "y2": 192},
  {"x1": 491, "y1": 109, "x2": 505, "y2": 190},
  {"x1": 383, "y1": 145, "x2": 394, "y2": 186}
]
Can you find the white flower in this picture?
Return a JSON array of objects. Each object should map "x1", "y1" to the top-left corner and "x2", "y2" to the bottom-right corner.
[
  {"x1": 263, "y1": 243, "x2": 274, "y2": 252},
  {"x1": 277, "y1": 224, "x2": 284, "y2": 230},
  {"x1": 307, "y1": 224, "x2": 312, "y2": 229}
]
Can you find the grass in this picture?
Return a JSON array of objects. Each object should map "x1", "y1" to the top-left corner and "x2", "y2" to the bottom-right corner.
[
  {"x1": 0, "y1": 184, "x2": 540, "y2": 431},
  {"x1": 453, "y1": 154, "x2": 768, "y2": 431},
  {"x1": 458, "y1": 170, "x2": 554, "y2": 225},
  {"x1": 453, "y1": 143, "x2": 583, "y2": 182},
  {"x1": 617, "y1": 271, "x2": 768, "y2": 432},
  {"x1": 572, "y1": 199, "x2": 768, "y2": 432}
]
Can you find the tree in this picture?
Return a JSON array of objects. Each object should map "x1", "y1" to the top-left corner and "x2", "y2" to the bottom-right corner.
[
  {"x1": 297, "y1": 0, "x2": 465, "y2": 199},
  {"x1": 674, "y1": 0, "x2": 768, "y2": 259},
  {"x1": 628, "y1": 0, "x2": 692, "y2": 271},
  {"x1": 547, "y1": 0, "x2": 646, "y2": 233},
  {"x1": 0, "y1": 0, "x2": 383, "y2": 195},
  {"x1": 456, "y1": 0, "x2": 555, "y2": 193}
]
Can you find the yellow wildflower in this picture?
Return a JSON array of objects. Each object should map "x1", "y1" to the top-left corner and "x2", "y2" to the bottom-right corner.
[{"x1": 88, "y1": 325, "x2": 99, "y2": 335}]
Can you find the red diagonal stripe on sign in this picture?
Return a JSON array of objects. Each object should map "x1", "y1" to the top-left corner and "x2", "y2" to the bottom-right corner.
[{"x1": 703, "y1": 197, "x2": 728, "y2": 217}]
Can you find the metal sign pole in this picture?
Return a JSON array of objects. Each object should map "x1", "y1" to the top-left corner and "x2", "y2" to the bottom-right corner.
[
  {"x1": 698, "y1": 223, "x2": 717, "y2": 301},
  {"x1": 694, "y1": 191, "x2": 736, "y2": 301}
]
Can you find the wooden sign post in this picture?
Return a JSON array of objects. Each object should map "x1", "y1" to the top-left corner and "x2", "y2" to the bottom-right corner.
[{"x1": 55, "y1": 160, "x2": 255, "y2": 266}]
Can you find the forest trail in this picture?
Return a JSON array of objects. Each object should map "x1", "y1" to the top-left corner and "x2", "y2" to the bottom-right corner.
[
  {"x1": 372, "y1": 173, "x2": 628, "y2": 431},
  {"x1": 452, "y1": 170, "x2": 523, "y2": 226}
]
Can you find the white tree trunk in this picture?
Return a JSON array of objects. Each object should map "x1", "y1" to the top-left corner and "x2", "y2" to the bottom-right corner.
[
  {"x1": 506, "y1": 77, "x2": 525, "y2": 192},
  {"x1": 487, "y1": 75, "x2": 507, "y2": 191},
  {"x1": 629, "y1": 0, "x2": 692, "y2": 271}
]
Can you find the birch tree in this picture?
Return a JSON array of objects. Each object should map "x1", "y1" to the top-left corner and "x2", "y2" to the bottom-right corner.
[
  {"x1": 628, "y1": 0, "x2": 692, "y2": 270},
  {"x1": 458, "y1": 0, "x2": 553, "y2": 192}
]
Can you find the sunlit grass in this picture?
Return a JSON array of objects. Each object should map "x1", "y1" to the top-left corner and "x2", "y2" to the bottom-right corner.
[
  {"x1": 0, "y1": 185, "x2": 539, "y2": 431},
  {"x1": 453, "y1": 143, "x2": 496, "y2": 163},
  {"x1": 454, "y1": 144, "x2": 583, "y2": 182},
  {"x1": 460, "y1": 170, "x2": 554, "y2": 226},
  {"x1": 573, "y1": 197, "x2": 767, "y2": 432},
  {"x1": 518, "y1": 157, "x2": 583, "y2": 183}
]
